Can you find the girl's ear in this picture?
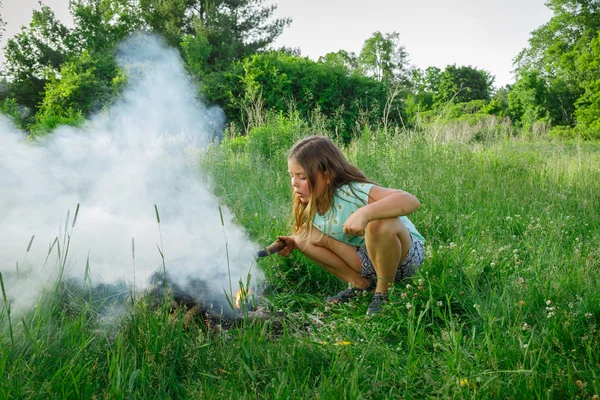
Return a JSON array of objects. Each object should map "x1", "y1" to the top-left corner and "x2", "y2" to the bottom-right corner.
[{"x1": 324, "y1": 171, "x2": 331, "y2": 185}]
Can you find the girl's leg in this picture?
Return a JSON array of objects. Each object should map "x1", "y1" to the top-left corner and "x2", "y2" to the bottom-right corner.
[
  {"x1": 294, "y1": 227, "x2": 371, "y2": 289},
  {"x1": 364, "y1": 217, "x2": 412, "y2": 293}
]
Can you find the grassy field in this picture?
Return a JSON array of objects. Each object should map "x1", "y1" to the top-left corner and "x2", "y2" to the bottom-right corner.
[{"x1": 1, "y1": 118, "x2": 599, "y2": 399}]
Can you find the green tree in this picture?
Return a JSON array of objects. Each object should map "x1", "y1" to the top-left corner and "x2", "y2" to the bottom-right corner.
[
  {"x1": 436, "y1": 64, "x2": 494, "y2": 105},
  {"x1": 202, "y1": 51, "x2": 388, "y2": 142},
  {"x1": 513, "y1": 0, "x2": 598, "y2": 128},
  {"x1": 358, "y1": 31, "x2": 409, "y2": 83},
  {"x1": 507, "y1": 69, "x2": 550, "y2": 127},
  {"x1": 2, "y1": 0, "x2": 138, "y2": 116},
  {"x1": 318, "y1": 50, "x2": 359, "y2": 73},
  {"x1": 0, "y1": 0, "x2": 6, "y2": 41},
  {"x1": 138, "y1": 0, "x2": 290, "y2": 70},
  {"x1": 574, "y1": 31, "x2": 600, "y2": 130},
  {"x1": 2, "y1": 6, "x2": 76, "y2": 110}
]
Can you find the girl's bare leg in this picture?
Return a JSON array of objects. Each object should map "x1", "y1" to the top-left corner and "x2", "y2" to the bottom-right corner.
[
  {"x1": 365, "y1": 218, "x2": 412, "y2": 293},
  {"x1": 294, "y1": 227, "x2": 371, "y2": 289}
]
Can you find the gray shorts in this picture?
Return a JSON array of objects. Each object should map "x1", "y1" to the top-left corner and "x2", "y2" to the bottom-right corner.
[{"x1": 357, "y1": 234, "x2": 424, "y2": 282}]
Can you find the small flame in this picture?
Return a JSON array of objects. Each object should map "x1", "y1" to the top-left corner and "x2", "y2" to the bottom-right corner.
[{"x1": 234, "y1": 288, "x2": 251, "y2": 310}]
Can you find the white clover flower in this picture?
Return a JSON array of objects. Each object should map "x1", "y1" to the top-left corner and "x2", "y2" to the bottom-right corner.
[
  {"x1": 546, "y1": 300, "x2": 552, "y2": 306},
  {"x1": 490, "y1": 262, "x2": 496, "y2": 267},
  {"x1": 473, "y1": 303, "x2": 480, "y2": 309},
  {"x1": 585, "y1": 313, "x2": 592, "y2": 319},
  {"x1": 449, "y1": 242, "x2": 456, "y2": 248},
  {"x1": 437, "y1": 301, "x2": 443, "y2": 307},
  {"x1": 406, "y1": 284, "x2": 412, "y2": 289},
  {"x1": 522, "y1": 343, "x2": 528, "y2": 349},
  {"x1": 521, "y1": 322, "x2": 529, "y2": 330},
  {"x1": 547, "y1": 312, "x2": 555, "y2": 319},
  {"x1": 406, "y1": 303, "x2": 412, "y2": 311}
]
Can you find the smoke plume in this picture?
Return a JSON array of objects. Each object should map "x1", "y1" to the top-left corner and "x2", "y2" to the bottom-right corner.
[{"x1": 0, "y1": 34, "x2": 262, "y2": 314}]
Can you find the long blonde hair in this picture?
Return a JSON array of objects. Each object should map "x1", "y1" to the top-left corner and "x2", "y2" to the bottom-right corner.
[{"x1": 288, "y1": 136, "x2": 374, "y2": 237}]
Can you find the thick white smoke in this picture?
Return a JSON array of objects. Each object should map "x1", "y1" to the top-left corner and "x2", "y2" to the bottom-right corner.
[{"x1": 0, "y1": 34, "x2": 262, "y2": 313}]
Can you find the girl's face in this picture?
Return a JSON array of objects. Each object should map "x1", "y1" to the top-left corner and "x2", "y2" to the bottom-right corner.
[{"x1": 288, "y1": 159, "x2": 328, "y2": 203}]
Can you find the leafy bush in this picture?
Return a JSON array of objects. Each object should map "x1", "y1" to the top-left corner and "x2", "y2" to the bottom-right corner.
[{"x1": 549, "y1": 125, "x2": 600, "y2": 141}]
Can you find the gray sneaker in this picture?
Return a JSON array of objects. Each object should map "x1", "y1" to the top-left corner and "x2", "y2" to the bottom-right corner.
[
  {"x1": 366, "y1": 292, "x2": 389, "y2": 316},
  {"x1": 326, "y1": 280, "x2": 376, "y2": 304}
]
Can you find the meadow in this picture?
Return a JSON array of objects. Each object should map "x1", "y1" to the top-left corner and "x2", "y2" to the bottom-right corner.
[{"x1": 1, "y1": 115, "x2": 599, "y2": 399}]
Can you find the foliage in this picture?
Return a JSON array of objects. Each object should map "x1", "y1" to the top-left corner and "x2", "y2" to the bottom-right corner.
[
  {"x1": 138, "y1": 0, "x2": 291, "y2": 70},
  {"x1": 1, "y1": 6, "x2": 75, "y2": 110},
  {"x1": 358, "y1": 31, "x2": 409, "y2": 83},
  {"x1": 318, "y1": 50, "x2": 359, "y2": 74},
  {"x1": 30, "y1": 107, "x2": 86, "y2": 136},
  {"x1": 574, "y1": 31, "x2": 600, "y2": 130},
  {"x1": 0, "y1": 0, "x2": 5, "y2": 41},
  {"x1": 202, "y1": 51, "x2": 389, "y2": 142},
  {"x1": 512, "y1": 0, "x2": 599, "y2": 130},
  {"x1": 0, "y1": 98, "x2": 23, "y2": 128},
  {"x1": 36, "y1": 50, "x2": 126, "y2": 125},
  {"x1": 436, "y1": 64, "x2": 494, "y2": 104}
]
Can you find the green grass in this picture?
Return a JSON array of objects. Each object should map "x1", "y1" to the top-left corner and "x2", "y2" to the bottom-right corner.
[{"x1": 1, "y1": 120, "x2": 599, "y2": 399}]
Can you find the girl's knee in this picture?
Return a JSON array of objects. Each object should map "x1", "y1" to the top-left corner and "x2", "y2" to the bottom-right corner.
[{"x1": 366, "y1": 218, "x2": 399, "y2": 239}]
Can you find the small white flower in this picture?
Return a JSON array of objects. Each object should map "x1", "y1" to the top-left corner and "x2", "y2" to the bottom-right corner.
[
  {"x1": 449, "y1": 242, "x2": 456, "y2": 249},
  {"x1": 406, "y1": 303, "x2": 412, "y2": 311},
  {"x1": 585, "y1": 313, "x2": 592, "y2": 319},
  {"x1": 546, "y1": 300, "x2": 552, "y2": 306},
  {"x1": 547, "y1": 312, "x2": 555, "y2": 319},
  {"x1": 490, "y1": 262, "x2": 496, "y2": 267},
  {"x1": 521, "y1": 322, "x2": 529, "y2": 330},
  {"x1": 437, "y1": 301, "x2": 443, "y2": 307},
  {"x1": 418, "y1": 279, "x2": 423, "y2": 285},
  {"x1": 522, "y1": 344, "x2": 528, "y2": 349},
  {"x1": 406, "y1": 284, "x2": 412, "y2": 289},
  {"x1": 473, "y1": 303, "x2": 480, "y2": 309}
]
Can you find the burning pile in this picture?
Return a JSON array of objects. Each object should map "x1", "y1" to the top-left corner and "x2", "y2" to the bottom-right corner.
[{"x1": 148, "y1": 270, "x2": 271, "y2": 330}]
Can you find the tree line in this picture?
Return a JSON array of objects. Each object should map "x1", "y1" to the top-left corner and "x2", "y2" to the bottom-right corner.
[{"x1": 0, "y1": 0, "x2": 598, "y2": 140}]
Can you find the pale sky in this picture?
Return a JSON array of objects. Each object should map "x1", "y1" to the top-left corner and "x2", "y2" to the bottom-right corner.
[{"x1": 1, "y1": 0, "x2": 553, "y2": 87}]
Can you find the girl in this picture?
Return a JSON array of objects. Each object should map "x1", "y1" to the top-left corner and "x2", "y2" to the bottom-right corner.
[{"x1": 277, "y1": 136, "x2": 425, "y2": 316}]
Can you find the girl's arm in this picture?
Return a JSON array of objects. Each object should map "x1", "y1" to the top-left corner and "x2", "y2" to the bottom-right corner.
[{"x1": 343, "y1": 186, "x2": 420, "y2": 236}]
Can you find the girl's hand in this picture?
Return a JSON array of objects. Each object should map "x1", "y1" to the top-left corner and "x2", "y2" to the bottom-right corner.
[
  {"x1": 277, "y1": 235, "x2": 297, "y2": 257},
  {"x1": 343, "y1": 211, "x2": 369, "y2": 236}
]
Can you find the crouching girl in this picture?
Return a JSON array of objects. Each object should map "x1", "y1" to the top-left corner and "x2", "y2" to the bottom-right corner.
[{"x1": 277, "y1": 136, "x2": 425, "y2": 316}]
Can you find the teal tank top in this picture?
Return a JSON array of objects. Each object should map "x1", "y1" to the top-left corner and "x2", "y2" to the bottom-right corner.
[{"x1": 312, "y1": 182, "x2": 425, "y2": 247}]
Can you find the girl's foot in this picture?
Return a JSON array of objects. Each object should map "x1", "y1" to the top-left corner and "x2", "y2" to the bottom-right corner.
[
  {"x1": 366, "y1": 292, "x2": 389, "y2": 316},
  {"x1": 326, "y1": 280, "x2": 375, "y2": 304}
]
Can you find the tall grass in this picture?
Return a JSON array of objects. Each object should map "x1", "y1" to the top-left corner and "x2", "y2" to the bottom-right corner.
[{"x1": 1, "y1": 116, "x2": 599, "y2": 398}]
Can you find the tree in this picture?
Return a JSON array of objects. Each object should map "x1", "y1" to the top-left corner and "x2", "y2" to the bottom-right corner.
[
  {"x1": 0, "y1": 0, "x2": 6, "y2": 41},
  {"x1": 515, "y1": 0, "x2": 600, "y2": 80},
  {"x1": 138, "y1": 0, "x2": 291, "y2": 70},
  {"x1": 574, "y1": 31, "x2": 600, "y2": 130},
  {"x1": 507, "y1": 69, "x2": 550, "y2": 127},
  {"x1": 358, "y1": 31, "x2": 409, "y2": 83},
  {"x1": 1, "y1": 0, "x2": 140, "y2": 125},
  {"x1": 513, "y1": 0, "x2": 599, "y2": 127},
  {"x1": 318, "y1": 50, "x2": 359, "y2": 73},
  {"x1": 2, "y1": 6, "x2": 75, "y2": 110},
  {"x1": 436, "y1": 65, "x2": 494, "y2": 104}
]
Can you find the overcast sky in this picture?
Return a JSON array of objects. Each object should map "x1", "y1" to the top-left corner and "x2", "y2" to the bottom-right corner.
[{"x1": 1, "y1": 0, "x2": 553, "y2": 87}]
